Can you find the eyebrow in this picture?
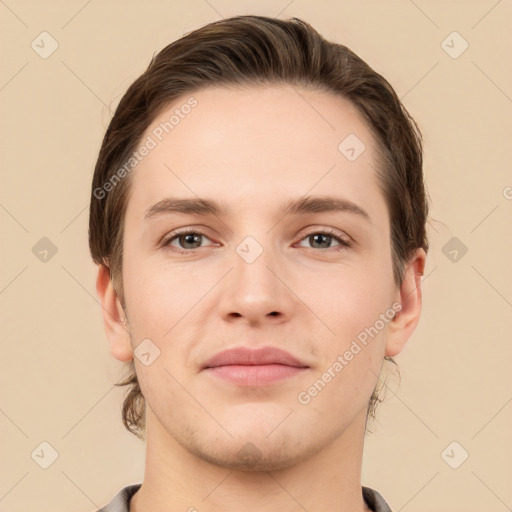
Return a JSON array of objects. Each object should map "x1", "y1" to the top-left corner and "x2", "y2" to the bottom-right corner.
[{"x1": 144, "y1": 195, "x2": 371, "y2": 223}]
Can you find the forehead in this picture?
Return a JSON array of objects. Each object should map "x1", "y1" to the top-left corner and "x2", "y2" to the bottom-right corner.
[{"x1": 126, "y1": 84, "x2": 385, "y2": 222}]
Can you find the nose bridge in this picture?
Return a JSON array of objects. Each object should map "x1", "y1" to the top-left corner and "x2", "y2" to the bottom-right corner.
[{"x1": 234, "y1": 232, "x2": 280, "y2": 297}]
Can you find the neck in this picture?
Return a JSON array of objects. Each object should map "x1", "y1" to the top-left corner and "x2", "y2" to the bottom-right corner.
[{"x1": 130, "y1": 408, "x2": 371, "y2": 512}]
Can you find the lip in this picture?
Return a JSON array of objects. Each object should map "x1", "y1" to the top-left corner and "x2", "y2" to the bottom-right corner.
[
  {"x1": 202, "y1": 346, "x2": 309, "y2": 386},
  {"x1": 202, "y1": 346, "x2": 308, "y2": 369}
]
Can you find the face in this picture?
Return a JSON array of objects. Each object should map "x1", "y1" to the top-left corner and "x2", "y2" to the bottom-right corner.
[{"x1": 105, "y1": 85, "x2": 419, "y2": 471}]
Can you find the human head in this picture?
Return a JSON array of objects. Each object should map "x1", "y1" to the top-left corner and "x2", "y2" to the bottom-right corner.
[{"x1": 89, "y1": 15, "x2": 429, "y2": 440}]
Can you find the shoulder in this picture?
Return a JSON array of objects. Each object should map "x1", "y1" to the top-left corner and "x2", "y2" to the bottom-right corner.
[
  {"x1": 95, "y1": 483, "x2": 142, "y2": 512},
  {"x1": 362, "y1": 485, "x2": 393, "y2": 512}
]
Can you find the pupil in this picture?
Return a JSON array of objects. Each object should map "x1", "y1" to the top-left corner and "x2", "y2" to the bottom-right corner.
[
  {"x1": 313, "y1": 234, "x2": 329, "y2": 248},
  {"x1": 182, "y1": 234, "x2": 200, "y2": 248}
]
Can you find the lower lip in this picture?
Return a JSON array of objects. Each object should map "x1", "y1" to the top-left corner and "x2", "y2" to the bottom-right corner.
[{"x1": 204, "y1": 364, "x2": 307, "y2": 386}]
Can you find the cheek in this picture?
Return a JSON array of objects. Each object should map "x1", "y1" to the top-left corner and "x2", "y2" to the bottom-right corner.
[
  {"x1": 303, "y1": 298, "x2": 389, "y2": 415},
  {"x1": 123, "y1": 241, "x2": 193, "y2": 328},
  {"x1": 312, "y1": 264, "x2": 393, "y2": 390},
  {"x1": 321, "y1": 266, "x2": 391, "y2": 334}
]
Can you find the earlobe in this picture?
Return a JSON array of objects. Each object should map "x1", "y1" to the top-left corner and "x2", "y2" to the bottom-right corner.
[
  {"x1": 96, "y1": 264, "x2": 133, "y2": 362},
  {"x1": 385, "y1": 249, "x2": 427, "y2": 357}
]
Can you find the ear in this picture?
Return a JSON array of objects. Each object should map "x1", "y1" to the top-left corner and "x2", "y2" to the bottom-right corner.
[
  {"x1": 385, "y1": 248, "x2": 427, "y2": 357},
  {"x1": 96, "y1": 263, "x2": 133, "y2": 362}
]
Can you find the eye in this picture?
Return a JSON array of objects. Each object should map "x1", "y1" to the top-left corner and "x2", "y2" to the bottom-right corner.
[
  {"x1": 162, "y1": 229, "x2": 213, "y2": 252},
  {"x1": 162, "y1": 228, "x2": 352, "y2": 254},
  {"x1": 297, "y1": 228, "x2": 352, "y2": 252}
]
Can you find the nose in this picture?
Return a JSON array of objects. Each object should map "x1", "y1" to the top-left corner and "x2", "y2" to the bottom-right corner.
[{"x1": 217, "y1": 239, "x2": 295, "y2": 326}]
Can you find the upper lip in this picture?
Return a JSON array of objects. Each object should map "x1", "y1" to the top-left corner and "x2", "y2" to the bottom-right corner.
[{"x1": 202, "y1": 346, "x2": 309, "y2": 369}]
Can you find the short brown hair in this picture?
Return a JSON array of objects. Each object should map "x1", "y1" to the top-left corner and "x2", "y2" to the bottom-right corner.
[{"x1": 89, "y1": 15, "x2": 429, "y2": 440}]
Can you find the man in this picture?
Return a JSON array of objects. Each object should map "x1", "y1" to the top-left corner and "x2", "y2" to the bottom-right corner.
[{"x1": 90, "y1": 15, "x2": 428, "y2": 512}]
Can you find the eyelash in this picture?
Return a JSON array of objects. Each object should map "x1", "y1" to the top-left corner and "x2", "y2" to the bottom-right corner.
[{"x1": 161, "y1": 228, "x2": 352, "y2": 254}]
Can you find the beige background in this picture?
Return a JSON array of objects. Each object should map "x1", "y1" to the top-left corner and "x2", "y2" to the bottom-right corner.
[{"x1": 1, "y1": 1, "x2": 511, "y2": 511}]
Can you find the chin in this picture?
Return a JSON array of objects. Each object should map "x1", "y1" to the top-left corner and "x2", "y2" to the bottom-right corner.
[
  {"x1": 195, "y1": 443, "x2": 304, "y2": 472},
  {"x1": 182, "y1": 430, "x2": 317, "y2": 473}
]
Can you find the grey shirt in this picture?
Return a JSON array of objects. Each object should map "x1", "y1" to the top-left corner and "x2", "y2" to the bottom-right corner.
[{"x1": 96, "y1": 483, "x2": 392, "y2": 511}]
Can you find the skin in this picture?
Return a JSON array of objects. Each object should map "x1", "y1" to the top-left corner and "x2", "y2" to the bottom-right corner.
[{"x1": 96, "y1": 85, "x2": 426, "y2": 512}]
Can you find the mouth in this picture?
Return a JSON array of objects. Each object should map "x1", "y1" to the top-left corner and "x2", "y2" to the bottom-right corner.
[{"x1": 201, "y1": 346, "x2": 309, "y2": 387}]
